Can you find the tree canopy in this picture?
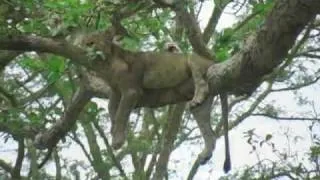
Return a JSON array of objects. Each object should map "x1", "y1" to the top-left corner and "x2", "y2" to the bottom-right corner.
[{"x1": 0, "y1": 0, "x2": 319, "y2": 179}]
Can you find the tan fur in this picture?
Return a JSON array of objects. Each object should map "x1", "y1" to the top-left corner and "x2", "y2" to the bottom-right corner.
[{"x1": 80, "y1": 31, "x2": 213, "y2": 149}]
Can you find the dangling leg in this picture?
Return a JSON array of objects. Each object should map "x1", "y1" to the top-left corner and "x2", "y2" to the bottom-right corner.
[
  {"x1": 108, "y1": 90, "x2": 120, "y2": 135},
  {"x1": 191, "y1": 95, "x2": 217, "y2": 164},
  {"x1": 111, "y1": 87, "x2": 141, "y2": 150}
]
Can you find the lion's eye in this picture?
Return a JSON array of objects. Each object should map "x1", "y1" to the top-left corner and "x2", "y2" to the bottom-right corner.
[{"x1": 86, "y1": 41, "x2": 95, "y2": 47}]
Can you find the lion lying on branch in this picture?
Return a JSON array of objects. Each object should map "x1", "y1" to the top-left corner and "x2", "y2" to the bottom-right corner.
[
  {"x1": 78, "y1": 28, "x2": 214, "y2": 150},
  {"x1": 0, "y1": 28, "x2": 227, "y2": 169}
]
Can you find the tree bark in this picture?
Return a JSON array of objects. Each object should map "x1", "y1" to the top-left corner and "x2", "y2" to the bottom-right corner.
[
  {"x1": 153, "y1": 103, "x2": 185, "y2": 180},
  {"x1": 206, "y1": 0, "x2": 320, "y2": 96}
]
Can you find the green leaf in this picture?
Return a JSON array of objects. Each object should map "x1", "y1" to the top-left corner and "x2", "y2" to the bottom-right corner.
[
  {"x1": 47, "y1": 71, "x2": 61, "y2": 84},
  {"x1": 265, "y1": 134, "x2": 272, "y2": 141},
  {"x1": 122, "y1": 37, "x2": 140, "y2": 50},
  {"x1": 28, "y1": 112, "x2": 40, "y2": 123},
  {"x1": 44, "y1": 56, "x2": 65, "y2": 83},
  {"x1": 47, "y1": 56, "x2": 65, "y2": 73},
  {"x1": 216, "y1": 47, "x2": 230, "y2": 61},
  {"x1": 19, "y1": 57, "x2": 46, "y2": 70},
  {"x1": 128, "y1": 137, "x2": 151, "y2": 152}
]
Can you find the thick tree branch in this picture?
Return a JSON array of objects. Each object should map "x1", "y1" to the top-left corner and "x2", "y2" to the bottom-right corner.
[
  {"x1": 0, "y1": 36, "x2": 92, "y2": 68},
  {"x1": 153, "y1": 103, "x2": 185, "y2": 180},
  {"x1": 93, "y1": 121, "x2": 127, "y2": 179},
  {"x1": 0, "y1": 159, "x2": 12, "y2": 173},
  {"x1": 207, "y1": 0, "x2": 320, "y2": 95},
  {"x1": 34, "y1": 87, "x2": 92, "y2": 149},
  {"x1": 81, "y1": 120, "x2": 110, "y2": 180},
  {"x1": 174, "y1": 9, "x2": 215, "y2": 60},
  {"x1": 53, "y1": 149, "x2": 62, "y2": 180},
  {"x1": 11, "y1": 139, "x2": 24, "y2": 179}
]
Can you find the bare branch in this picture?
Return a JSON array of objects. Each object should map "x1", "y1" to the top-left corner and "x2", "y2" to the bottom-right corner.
[
  {"x1": 69, "y1": 132, "x2": 94, "y2": 165},
  {"x1": 33, "y1": 88, "x2": 92, "y2": 149},
  {"x1": 0, "y1": 159, "x2": 12, "y2": 174},
  {"x1": 232, "y1": 9, "x2": 264, "y2": 34},
  {"x1": 187, "y1": 158, "x2": 202, "y2": 180},
  {"x1": 92, "y1": 121, "x2": 128, "y2": 179},
  {"x1": 213, "y1": 82, "x2": 272, "y2": 137},
  {"x1": 251, "y1": 114, "x2": 320, "y2": 121},
  {"x1": 81, "y1": 121, "x2": 110, "y2": 180},
  {"x1": 111, "y1": 1, "x2": 153, "y2": 37},
  {"x1": 153, "y1": 103, "x2": 185, "y2": 180},
  {"x1": 296, "y1": 53, "x2": 320, "y2": 59},
  {"x1": 203, "y1": 0, "x2": 232, "y2": 43},
  {"x1": 11, "y1": 139, "x2": 24, "y2": 179},
  {"x1": 271, "y1": 76, "x2": 320, "y2": 92},
  {"x1": 229, "y1": 83, "x2": 272, "y2": 130},
  {"x1": 53, "y1": 149, "x2": 62, "y2": 180}
]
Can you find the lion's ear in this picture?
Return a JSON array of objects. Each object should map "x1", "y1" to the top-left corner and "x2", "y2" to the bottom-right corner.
[{"x1": 164, "y1": 42, "x2": 181, "y2": 53}]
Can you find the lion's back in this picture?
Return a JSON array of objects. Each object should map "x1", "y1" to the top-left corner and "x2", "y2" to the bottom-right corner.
[{"x1": 142, "y1": 52, "x2": 190, "y2": 89}]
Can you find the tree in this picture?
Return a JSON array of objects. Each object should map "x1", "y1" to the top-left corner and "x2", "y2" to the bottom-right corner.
[{"x1": 0, "y1": 0, "x2": 319, "y2": 179}]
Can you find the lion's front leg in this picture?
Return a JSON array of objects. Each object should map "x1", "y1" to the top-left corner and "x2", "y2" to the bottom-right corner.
[{"x1": 111, "y1": 87, "x2": 141, "y2": 150}]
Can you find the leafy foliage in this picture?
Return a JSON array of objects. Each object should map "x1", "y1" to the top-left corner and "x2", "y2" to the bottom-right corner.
[{"x1": 0, "y1": 0, "x2": 319, "y2": 180}]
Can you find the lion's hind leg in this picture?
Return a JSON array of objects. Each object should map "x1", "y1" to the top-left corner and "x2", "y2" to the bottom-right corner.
[{"x1": 190, "y1": 96, "x2": 217, "y2": 164}]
